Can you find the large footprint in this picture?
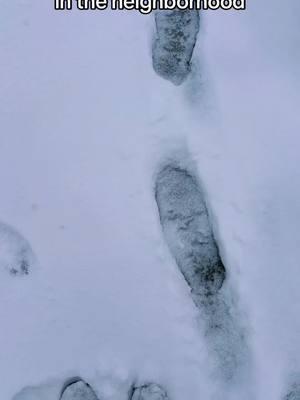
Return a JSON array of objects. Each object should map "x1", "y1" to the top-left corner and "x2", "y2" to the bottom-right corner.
[
  {"x1": 155, "y1": 162, "x2": 248, "y2": 380},
  {"x1": 284, "y1": 382, "x2": 300, "y2": 400}
]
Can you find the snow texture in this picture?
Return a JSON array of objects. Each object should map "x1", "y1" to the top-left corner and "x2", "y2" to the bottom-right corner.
[
  {"x1": 152, "y1": 10, "x2": 200, "y2": 85},
  {"x1": 131, "y1": 384, "x2": 169, "y2": 400},
  {"x1": 1, "y1": 0, "x2": 300, "y2": 399}
]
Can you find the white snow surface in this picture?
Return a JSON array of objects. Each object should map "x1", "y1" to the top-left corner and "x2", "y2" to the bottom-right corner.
[{"x1": 1, "y1": 1, "x2": 300, "y2": 399}]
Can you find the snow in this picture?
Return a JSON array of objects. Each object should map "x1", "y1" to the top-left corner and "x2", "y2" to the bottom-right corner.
[{"x1": 1, "y1": 1, "x2": 300, "y2": 400}]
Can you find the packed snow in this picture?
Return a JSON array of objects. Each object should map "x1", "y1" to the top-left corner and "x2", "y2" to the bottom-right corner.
[{"x1": 1, "y1": 1, "x2": 300, "y2": 400}]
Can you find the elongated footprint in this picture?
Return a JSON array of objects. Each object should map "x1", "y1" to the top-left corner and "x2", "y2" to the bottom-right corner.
[
  {"x1": 155, "y1": 163, "x2": 248, "y2": 380},
  {"x1": 155, "y1": 164, "x2": 225, "y2": 299}
]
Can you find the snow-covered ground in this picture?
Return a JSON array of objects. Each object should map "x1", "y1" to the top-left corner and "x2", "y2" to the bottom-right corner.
[{"x1": 1, "y1": 1, "x2": 300, "y2": 399}]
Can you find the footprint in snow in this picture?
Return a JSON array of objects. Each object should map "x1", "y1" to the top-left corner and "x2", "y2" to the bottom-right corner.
[{"x1": 0, "y1": 221, "x2": 36, "y2": 277}]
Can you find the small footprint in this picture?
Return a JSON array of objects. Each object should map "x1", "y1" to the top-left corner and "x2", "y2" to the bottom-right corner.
[{"x1": 0, "y1": 222, "x2": 36, "y2": 277}]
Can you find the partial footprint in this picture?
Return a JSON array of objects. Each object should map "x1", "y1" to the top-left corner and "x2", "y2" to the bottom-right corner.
[
  {"x1": 155, "y1": 162, "x2": 248, "y2": 380},
  {"x1": 60, "y1": 379, "x2": 99, "y2": 400},
  {"x1": 131, "y1": 383, "x2": 169, "y2": 400},
  {"x1": 0, "y1": 222, "x2": 36, "y2": 276},
  {"x1": 286, "y1": 387, "x2": 300, "y2": 400},
  {"x1": 152, "y1": 10, "x2": 200, "y2": 85},
  {"x1": 283, "y1": 378, "x2": 300, "y2": 400}
]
